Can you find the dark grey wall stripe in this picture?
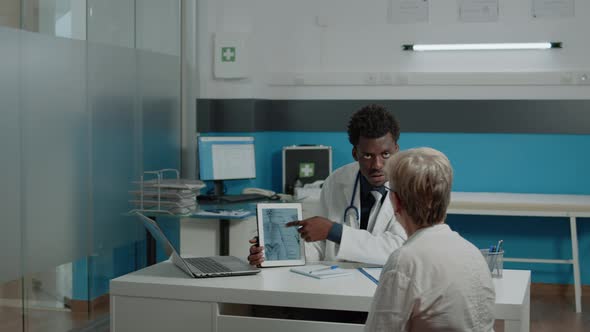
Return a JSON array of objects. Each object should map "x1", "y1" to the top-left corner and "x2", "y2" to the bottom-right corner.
[{"x1": 197, "y1": 99, "x2": 590, "y2": 134}]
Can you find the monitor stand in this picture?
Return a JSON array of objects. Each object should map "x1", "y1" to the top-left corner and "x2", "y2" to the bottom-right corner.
[
  {"x1": 214, "y1": 180, "x2": 224, "y2": 197},
  {"x1": 214, "y1": 180, "x2": 230, "y2": 256}
]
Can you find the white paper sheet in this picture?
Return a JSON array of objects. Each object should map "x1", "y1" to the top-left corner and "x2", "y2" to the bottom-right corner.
[
  {"x1": 532, "y1": 0, "x2": 574, "y2": 19},
  {"x1": 389, "y1": 0, "x2": 430, "y2": 24},
  {"x1": 458, "y1": 0, "x2": 499, "y2": 23}
]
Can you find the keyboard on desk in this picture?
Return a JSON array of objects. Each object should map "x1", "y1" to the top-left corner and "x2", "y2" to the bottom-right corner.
[
  {"x1": 218, "y1": 193, "x2": 269, "y2": 203},
  {"x1": 184, "y1": 257, "x2": 232, "y2": 273}
]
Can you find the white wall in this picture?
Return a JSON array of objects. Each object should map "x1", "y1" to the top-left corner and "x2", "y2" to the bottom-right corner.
[
  {"x1": 180, "y1": 217, "x2": 257, "y2": 258},
  {"x1": 197, "y1": 0, "x2": 590, "y2": 99},
  {"x1": 136, "y1": 0, "x2": 181, "y2": 55}
]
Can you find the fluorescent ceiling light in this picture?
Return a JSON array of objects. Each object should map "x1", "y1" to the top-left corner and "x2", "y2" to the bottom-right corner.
[{"x1": 403, "y1": 42, "x2": 562, "y2": 51}]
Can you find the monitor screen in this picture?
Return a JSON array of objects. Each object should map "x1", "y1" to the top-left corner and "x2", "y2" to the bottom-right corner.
[{"x1": 198, "y1": 136, "x2": 256, "y2": 180}]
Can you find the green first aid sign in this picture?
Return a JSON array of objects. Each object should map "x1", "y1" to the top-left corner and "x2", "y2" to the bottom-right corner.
[
  {"x1": 299, "y1": 163, "x2": 315, "y2": 178},
  {"x1": 221, "y1": 47, "x2": 236, "y2": 62}
]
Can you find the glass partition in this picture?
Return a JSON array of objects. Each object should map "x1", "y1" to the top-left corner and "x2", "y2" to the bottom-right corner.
[
  {"x1": 20, "y1": 28, "x2": 89, "y2": 278},
  {"x1": 0, "y1": 25, "x2": 24, "y2": 332},
  {"x1": 0, "y1": 1, "x2": 182, "y2": 330}
]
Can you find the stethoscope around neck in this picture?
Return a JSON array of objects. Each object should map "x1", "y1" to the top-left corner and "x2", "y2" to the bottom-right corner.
[{"x1": 343, "y1": 172, "x2": 361, "y2": 226}]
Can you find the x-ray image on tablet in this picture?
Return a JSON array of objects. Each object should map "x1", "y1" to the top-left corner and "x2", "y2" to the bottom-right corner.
[{"x1": 256, "y1": 203, "x2": 305, "y2": 267}]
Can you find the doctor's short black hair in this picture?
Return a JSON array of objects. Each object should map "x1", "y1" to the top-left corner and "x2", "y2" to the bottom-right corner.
[{"x1": 347, "y1": 104, "x2": 400, "y2": 146}]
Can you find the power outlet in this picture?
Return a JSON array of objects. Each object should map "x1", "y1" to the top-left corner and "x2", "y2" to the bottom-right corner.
[
  {"x1": 396, "y1": 74, "x2": 409, "y2": 85},
  {"x1": 576, "y1": 72, "x2": 590, "y2": 85},
  {"x1": 293, "y1": 75, "x2": 305, "y2": 85},
  {"x1": 379, "y1": 73, "x2": 394, "y2": 85},
  {"x1": 560, "y1": 72, "x2": 574, "y2": 85},
  {"x1": 365, "y1": 73, "x2": 378, "y2": 85},
  {"x1": 32, "y1": 278, "x2": 42, "y2": 291}
]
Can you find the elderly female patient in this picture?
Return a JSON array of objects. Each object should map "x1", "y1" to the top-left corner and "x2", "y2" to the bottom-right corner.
[{"x1": 365, "y1": 147, "x2": 495, "y2": 332}]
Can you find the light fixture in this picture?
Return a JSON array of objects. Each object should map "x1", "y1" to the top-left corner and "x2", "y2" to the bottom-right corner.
[{"x1": 402, "y1": 42, "x2": 562, "y2": 51}]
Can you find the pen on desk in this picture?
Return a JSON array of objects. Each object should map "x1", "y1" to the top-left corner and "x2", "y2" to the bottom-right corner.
[
  {"x1": 490, "y1": 240, "x2": 503, "y2": 274},
  {"x1": 309, "y1": 265, "x2": 339, "y2": 274},
  {"x1": 358, "y1": 268, "x2": 379, "y2": 284},
  {"x1": 496, "y1": 240, "x2": 504, "y2": 253},
  {"x1": 486, "y1": 245, "x2": 495, "y2": 272},
  {"x1": 494, "y1": 240, "x2": 503, "y2": 253}
]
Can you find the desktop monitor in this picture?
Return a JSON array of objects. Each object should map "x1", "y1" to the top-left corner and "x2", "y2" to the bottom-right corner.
[{"x1": 198, "y1": 136, "x2": 256, "y2": 181}]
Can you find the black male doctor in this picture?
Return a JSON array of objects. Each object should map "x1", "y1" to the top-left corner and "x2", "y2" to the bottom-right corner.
[{"x1": 248, "y1": 104, "x2": 407, "y2": 266}]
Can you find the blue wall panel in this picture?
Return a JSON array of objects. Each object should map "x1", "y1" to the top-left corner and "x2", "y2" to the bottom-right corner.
[{"x1": 202, "y1": 131, "x2": 590, "y2": 285}]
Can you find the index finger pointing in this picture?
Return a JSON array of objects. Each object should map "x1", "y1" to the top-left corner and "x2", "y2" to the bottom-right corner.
[{"x1": 285, "y1": 220, "x2": 301, "y2": 228}]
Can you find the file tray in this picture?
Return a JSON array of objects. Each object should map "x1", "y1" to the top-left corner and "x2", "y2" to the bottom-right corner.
[
  {"x1": 138, "y1": 178, "x2": 205, "y2": 190},
  {"x1": 130, "y1": 190, "x2": 196, "y2": 199},
  {"x1": 129, "y1": 200, "x2": 196, "y2": 208},
  {"x1": 130, "y1": 169, "x2": 204, "y2": 215}
]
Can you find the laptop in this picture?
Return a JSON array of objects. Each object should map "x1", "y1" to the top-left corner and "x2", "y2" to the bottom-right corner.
[{"x1": 136, "y1": 212, "x2": 260, "y2": 278}]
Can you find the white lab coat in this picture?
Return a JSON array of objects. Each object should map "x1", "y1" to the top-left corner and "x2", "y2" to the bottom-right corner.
[{"x1": 305, "y1": 162, "x2": 407, "y2": 265}]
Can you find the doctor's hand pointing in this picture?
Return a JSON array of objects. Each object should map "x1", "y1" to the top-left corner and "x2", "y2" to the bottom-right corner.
[
  {"x1": 246, "y1": 217, "x2": 334, "y2": 266},
  {"x1": 286, "y1": 217, "x2": 334, "y2": 242}
]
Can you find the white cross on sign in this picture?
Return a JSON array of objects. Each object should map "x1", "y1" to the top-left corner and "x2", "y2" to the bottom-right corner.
[
  {"x1": 222, "y1": 47, "x2": 236, "y2": 62},
  {"x1": 299, "y1": 163, "x2": 315, "y2": 178}
]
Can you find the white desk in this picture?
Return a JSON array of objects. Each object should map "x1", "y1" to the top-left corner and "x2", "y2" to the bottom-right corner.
[
  {"x1": 110, "y1": 261, "x2": 530, "y2": 332},
  {"x1": 449, "y1": 191, "x2": 590, "y2": 313}
]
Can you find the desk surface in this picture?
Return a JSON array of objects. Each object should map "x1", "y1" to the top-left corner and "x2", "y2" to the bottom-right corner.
[
  {"x1": 111, "y1": 261, "x2": 377, "y2": 311},
  {"x1": 450, "y1": 191, "x2": 590, "y2": 216},
  {"x1": 111, "y1": 261, "x2": 530, "y2": 316}
]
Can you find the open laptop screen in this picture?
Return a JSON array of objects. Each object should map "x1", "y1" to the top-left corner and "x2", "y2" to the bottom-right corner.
[
  {"x1": 135, "y1": 212, "x2": 259, "y2": 278},
  {"x1": 135, "y1": 212, "x2": 197, "y2": 277},
  {"x1": 138, "y1": 214, "x2": 175, "y2": 257}
]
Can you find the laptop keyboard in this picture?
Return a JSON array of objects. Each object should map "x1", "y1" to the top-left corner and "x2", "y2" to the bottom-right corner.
[{"x1": 184, "y1": 257, "x2": 232, "y2": 273}]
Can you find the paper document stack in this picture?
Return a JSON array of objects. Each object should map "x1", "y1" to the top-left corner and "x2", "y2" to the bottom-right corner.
[{"x1": 130, "y1": 169, "x2": 205, "y2": 215}]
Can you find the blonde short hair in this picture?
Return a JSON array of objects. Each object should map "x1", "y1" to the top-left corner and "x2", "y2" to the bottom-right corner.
[{"x1": 387, "y1": 147, "x2": 453, "y2": 227}]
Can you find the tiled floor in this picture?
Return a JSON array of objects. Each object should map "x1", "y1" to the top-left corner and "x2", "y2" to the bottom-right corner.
[
  {"x1": 0, "y1": 277, "x2": 108, "y2": 332},
  {"x1": 0, "y1": 302, "x2": 108, "y2": 332},
  {"x1": 494, "y1": 285, "x2": 590, "y2": 332},
  {"x1": 1, "y1": 282, "x2": 590, "y2": 331}
]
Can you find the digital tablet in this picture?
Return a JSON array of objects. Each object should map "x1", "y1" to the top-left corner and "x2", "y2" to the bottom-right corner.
[{"x1": 256, "y1": 203, "x2": 305, "y2": 267}]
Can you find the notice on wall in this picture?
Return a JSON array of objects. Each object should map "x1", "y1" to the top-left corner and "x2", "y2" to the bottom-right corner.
[
  {"x1": 388, "y1": 0, "x2": 430, "y2": 24},
  {"x1": 532, "y1": 0, "x2": 574, "y2": 19},
  {"x1": 458, "y1": 0, "x2": 499, "y2": 23}
]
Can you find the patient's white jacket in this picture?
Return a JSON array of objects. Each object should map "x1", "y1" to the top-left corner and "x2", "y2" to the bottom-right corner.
[
  {"x1": 365, "y1": 224, "x2": 496, "y2": 332},
  {"x1": 304, "y1": 162, "x2": 407, "y2": 265}
]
